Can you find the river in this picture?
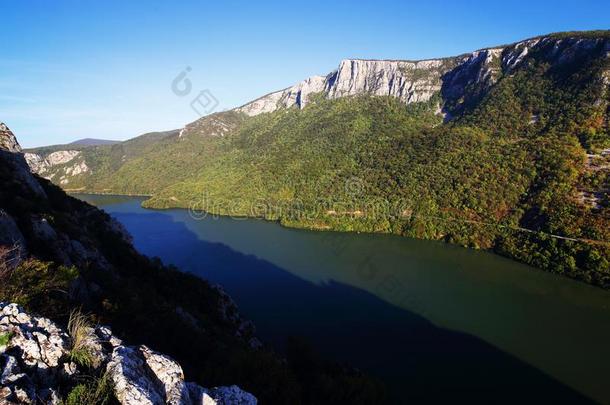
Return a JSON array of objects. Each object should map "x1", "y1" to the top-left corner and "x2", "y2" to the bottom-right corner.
[{"x1": 75, "y1": 194, "x2": 610, "y2": 404}]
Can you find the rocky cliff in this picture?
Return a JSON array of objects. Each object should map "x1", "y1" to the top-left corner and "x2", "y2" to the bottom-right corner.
[
  {"x1": 24, "y1": 150, "x2": 89, "y2": 186},
  {"x1": 237, "y1": 34, "x2": 610, "y2": 118}
]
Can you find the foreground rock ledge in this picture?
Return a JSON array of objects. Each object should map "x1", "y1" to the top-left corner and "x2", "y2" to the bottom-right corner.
[{"x1": 0, "y1": 302, "x2": 257, "y2": 405}]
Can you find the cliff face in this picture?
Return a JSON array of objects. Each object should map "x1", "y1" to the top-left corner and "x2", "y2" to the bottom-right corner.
[
  {"x1": 24, "y1": 150, "x2": 89, "y2": 187},
  {"x1": 237, "y1": 34, "x2": 610, "y2": 117},
  {"x1": 235, "y1": 59, "x2": 453, "y2": 116}
]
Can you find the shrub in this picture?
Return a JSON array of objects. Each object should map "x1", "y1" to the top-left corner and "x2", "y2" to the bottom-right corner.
[{"x1": 0, "y1": 258, "x2": 78, "y2": 316}]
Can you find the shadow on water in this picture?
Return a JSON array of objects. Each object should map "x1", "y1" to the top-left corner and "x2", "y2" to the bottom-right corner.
[{"x1": 111, "y1": 209, "x2": 593, "y2": 404}]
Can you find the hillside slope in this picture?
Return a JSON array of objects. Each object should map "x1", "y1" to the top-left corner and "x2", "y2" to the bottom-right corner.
[
  {"x1": 24, "y1": 31, "x2": 610, "y2": 287},
  {"x1": 1, "y1": 125, "x2": 386, "y2": 404}
]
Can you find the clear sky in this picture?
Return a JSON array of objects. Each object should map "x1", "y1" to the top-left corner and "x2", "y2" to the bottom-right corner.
[{"x1": 1, "y1": 0, "x2": 609, "y2": 148}]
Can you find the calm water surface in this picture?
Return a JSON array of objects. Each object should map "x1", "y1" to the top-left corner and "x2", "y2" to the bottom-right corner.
[{"x1": 77, "y1": 194, "x2": 610, "y2": 404}]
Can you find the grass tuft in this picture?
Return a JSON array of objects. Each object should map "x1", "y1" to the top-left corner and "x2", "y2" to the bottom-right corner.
[
  {"x1": 0, "y1": 244, "x2": 21, "y2": 282},
  {"x1": 0, "y1": 332, "x2": 12, "y2": 347},
  {"x1": 68, "y1": 310, "x2": 98, "y2": 369},
  {"x1": 63, "y1": 372, "x2": 113, "y2": 405}
]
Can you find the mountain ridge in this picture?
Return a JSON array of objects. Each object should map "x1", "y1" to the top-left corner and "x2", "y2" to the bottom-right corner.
[
  {"x1": 235, "y1": 30, "x2": 609, "y2": 117},
  {"x1": 68, "y1": 138, "x2": 120, "y2": 147}
]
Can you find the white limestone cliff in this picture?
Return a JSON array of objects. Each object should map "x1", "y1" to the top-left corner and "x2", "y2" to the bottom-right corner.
[
  {"x1": 235, "y1": 35, "x2": 610, "y2": 117},
  {"x1": 326, "y1": 59, "x2": 448, "y2": 103},
  {"x1": 236, "y1": 55, "x2": 478, "y2": 116},
  {"x1": 24, "y1": 151, "x2": 90, "y2": 185}
]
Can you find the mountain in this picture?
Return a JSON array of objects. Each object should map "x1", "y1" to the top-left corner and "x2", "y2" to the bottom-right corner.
[
  {"x1": 0, "y1": 125, "x2": 386, "y2": 404},
  {"x1": 23, "y1": 30, "x2": 610, "y2": 288},
  {"x1": 69, "y1": 138, "x2": 121, "y2": 147}
]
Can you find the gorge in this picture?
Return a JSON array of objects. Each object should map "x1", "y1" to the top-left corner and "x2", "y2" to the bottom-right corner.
[{"x1": 2, "y1": 28, "x2": 610, "y2": 405}]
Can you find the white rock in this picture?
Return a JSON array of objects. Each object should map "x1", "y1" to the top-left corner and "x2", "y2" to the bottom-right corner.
[
  {"x1": 46, "y1": 150, "x2": 80, "y2": 166},
  {"x1": 237, "y1": 90, "x2": 285, "y2": 116},
  {"x1": 0, "y1": 304, "x2": 259, "y2": 405},
  {"x1": 107, "y1": 345, "x2": 166, "y2": 405},
  {"x1": 140, "y1": 346, "x2": 188, "y2": 405},
  {"x1": 188, "y1": 384, "x2": 258, "y2": 405},
  {"x1": 95, "y1": 326, "x2": 123, "y2": 348}
]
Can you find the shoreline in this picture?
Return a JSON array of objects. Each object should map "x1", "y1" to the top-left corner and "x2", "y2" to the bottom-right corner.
[
  {"x1": 69, "y1": 191, "x2": 610, "y2": 290},
  {"x1": 68, "y1": 190, "x2": 153, "y2": 198}
]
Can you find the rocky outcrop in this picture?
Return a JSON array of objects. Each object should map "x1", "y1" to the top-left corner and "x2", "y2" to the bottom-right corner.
[
  {"x1": 0, "y1": 123, "x2": 21, "y2": 153},
  {"x1": 325, "y1": 59, "x2": 452, "y2": 104},
  {"x1": 44, "y1": 151, "x2": 80, "y2": 167},
  {"x1": 0, "y1": 302, "x2": 74, "y2": 404},
  {"x1": 237, "y1": 90, "x2": 286, "y2": 116},
  {"x1": 179, "y1": 114, "x2": 240, "y2": 139},
  {"x1": 440, "y1": 48, "x2": 503, "y2": 117},
  {"x1": 0, "y1": 303, "x2": 257, "y2": 405},
  {"x1": 0, "y1": 125, "x2": 46, "y2": 199},
  {"x1": 235, "y1": 57, "x2": 466, "y2": 117},
  {"x1": 0, "y1": 126, "x2": 125, "y2": 271},
  {"x1": 22, "y1": 153, "x2": 46, "y2": 174},
  {"x1": 237, "y1": 75, "x2": 328, "y2": 116}
]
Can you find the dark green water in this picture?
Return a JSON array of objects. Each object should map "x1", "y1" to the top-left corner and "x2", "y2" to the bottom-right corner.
[{"x1": 76, "y1": 194, "x2": 610, "y2": 403}]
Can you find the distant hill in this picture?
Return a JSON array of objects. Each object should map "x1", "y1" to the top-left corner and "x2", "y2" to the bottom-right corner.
[{"x1": 68, "y1": 138, "x2": 120, "y2": 147}]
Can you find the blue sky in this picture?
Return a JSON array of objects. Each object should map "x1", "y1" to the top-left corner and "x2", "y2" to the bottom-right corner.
[{"x1": 1, "y1": 0, "x2": 609, "y2": 148}]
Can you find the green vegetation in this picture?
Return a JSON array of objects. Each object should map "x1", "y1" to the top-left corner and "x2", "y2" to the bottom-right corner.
[
  {"x1": 63, "y1": 372, "x2": 113, "y2": 405},
  {"x1": 4, "y1": 30, "x2": 609, "y2": 404},
  {"x1": 0, "y1": 332, "x2": 12, "y2": 347},
  {"x1": 0, "y1": 258, "x2": 78, "y2": 317},
  {"x1": 547, "y1": 30, "x2": 610, "y2": 40}
]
